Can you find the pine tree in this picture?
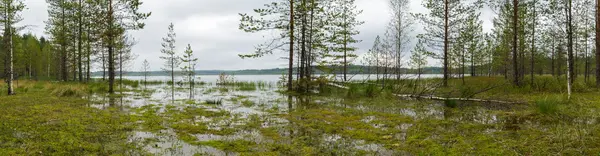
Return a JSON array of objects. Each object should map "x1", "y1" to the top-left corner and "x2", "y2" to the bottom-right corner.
[
  {"x1": 410, "y1": 39, "x2": 428, "y2": 80},
  {"x1": 159, "y1": 23, "x2": 179, "y2": 100},
  {"x1": 415, "y1": 0, "x2": 479, "y2": 86},
  {"x1": 327, "y1": 0, "x2": 363, "y2": 81},
  {"x1": 596, "y1": 0, "x2": 600, "y2": 87},
  {"x1": 180, "y1": 44, "x2": 197, "y2": 99},
  {"x1": 142, "y1": 59, "x2": 150, "y2": 85},
  {"x1": 104, "y1": 0, "x2": 150, "y2": 94}
]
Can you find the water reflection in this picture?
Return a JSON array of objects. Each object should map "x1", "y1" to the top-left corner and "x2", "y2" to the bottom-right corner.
[{"x1": 88, "y1": 79, "x2": 592, "y2": 155}]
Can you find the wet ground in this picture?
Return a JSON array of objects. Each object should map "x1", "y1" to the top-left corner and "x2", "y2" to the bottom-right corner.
[{"x1": 87, "y1": 80, "x2": 600, "y2": 155}]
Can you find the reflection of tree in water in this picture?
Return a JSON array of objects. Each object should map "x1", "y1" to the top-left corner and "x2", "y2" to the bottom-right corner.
[{"x1": 107, "y1": 94, "x2": 125, "y2": 111}]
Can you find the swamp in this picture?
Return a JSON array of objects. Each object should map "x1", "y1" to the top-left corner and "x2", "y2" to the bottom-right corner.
[
  {"x1": 2, "y1": 0, "x2": 600, "y2": 155},
  {"x1": 1, "y1": 75, "x2": 600, "y2": 155}
]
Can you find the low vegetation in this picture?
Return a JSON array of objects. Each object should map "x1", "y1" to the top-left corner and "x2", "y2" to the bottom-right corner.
[{"x1": 0, "y1": 81, "x2": 145, "y2": 155}]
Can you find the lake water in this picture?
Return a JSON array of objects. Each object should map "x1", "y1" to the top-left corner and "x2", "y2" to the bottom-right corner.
[{"x1": 99, "y1": 74, "x2": 444, "y2": 84}]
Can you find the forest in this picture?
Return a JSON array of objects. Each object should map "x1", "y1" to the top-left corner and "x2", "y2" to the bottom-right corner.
[{"x1": 1, "y1": 0, "x2": 600, "y2": 155}]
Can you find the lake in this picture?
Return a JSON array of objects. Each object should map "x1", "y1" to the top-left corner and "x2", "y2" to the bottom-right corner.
[{"x1": 98, "y1": 74, "x2": 444, "y2": 84}]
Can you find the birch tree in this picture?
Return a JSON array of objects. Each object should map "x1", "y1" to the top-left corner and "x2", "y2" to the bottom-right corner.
[
  {"x1": 1, "y1": 0, "x2": 24, "y2": 95},
  {"x1": 388, "y1": 0, "x2": 414, "y2": 80}
]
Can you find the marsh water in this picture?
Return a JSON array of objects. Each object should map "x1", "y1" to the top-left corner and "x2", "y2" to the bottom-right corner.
[
  {"x1": 105, "y1": 74, "x2": 444, "y2": 83},
  {"x1": 88, "y1": 75, "x2": 599, "y2": 155}
]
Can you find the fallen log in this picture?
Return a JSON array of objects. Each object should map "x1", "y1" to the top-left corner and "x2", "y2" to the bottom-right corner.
[
  {"x1": 326, "y1": 83, "x2": 523, "y2": 104},
  {"x1": 394, "y1": 94, "x2": 523, "y2": 104}
]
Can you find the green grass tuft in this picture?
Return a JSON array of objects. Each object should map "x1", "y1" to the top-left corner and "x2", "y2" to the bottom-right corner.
[{"x1": 535, "y1": 96, "x2": 561, "y2": 115}]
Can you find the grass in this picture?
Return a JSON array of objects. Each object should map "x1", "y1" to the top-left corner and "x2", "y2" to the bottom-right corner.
[
  {"x1": 4, "y1": 77, "x2": 600, "y2": 155},
  {"x1": 339, "y1": 76, "x2": 599, "y2": 104},
  {"x1": 241, "y1": 99, "x2": 255, "y2": 107},
  {"x1": 535, "y1": 96, "x2": 562, "y2": 115},
  {"x1": 0, "y1": 81, "x2": 146, "y2": 155},
  {"x1": 217, "y1": 80, "x2": 270, "y2": 91}
]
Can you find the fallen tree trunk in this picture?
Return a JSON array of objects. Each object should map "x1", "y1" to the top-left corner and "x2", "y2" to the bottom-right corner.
[
  {"x1": 394, "y1": 94, "x2": 523, "y2": 104},
  {"x1": 327, "y1": 83, "x2": 523, "y2": 104}
]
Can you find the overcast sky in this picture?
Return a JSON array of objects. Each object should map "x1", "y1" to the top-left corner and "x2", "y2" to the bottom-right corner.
[{"x1": 21, "y1": 0, "x2": 495, "y2": 71}]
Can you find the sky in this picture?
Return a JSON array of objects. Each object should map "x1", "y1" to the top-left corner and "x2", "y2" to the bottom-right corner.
[{"x1": 20, "y1": 0, "x2": 496, "y2": 71}]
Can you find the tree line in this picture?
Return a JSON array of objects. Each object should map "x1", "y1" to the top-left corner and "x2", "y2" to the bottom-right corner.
[
  {"x1": 1, "y1": 0, "x2": 149, "y2": 95},
  {"x1": 240, "y1": 0, "x2": 600, "y2": 94}
]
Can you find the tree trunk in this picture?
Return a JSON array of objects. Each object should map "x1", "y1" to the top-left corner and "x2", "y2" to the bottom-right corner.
[
  {"x1": 512, "y1": 0, "x2": 520, "y2": 86},
  {"x1": 530, "y1": 1, "x2": 536, "y2": 83},
  {"x1": 567, "y1": 0, "x2": 574, "y2": 85},
  {"x1": 307, "y1": 0, "x2": 315, "y2": 86},
  {"x1": 288, "y1": 0, "x2": 294, "y2": 91},
  {"x1": 300, "y1": 0, "x2": 306, "y2": 84},
  {"x1": 443, "y1": 0, "x2": 449, "y2": 87},
  {"x1": 78, "y1": 0, "x2": 83, "y2": 82},
  {"x1": 61, "y1": 1, "x2": 67, "y2": 82},
  {"x1": 171, "y1": 56, "x2": 175, "y2": 101},
  {"x1": 119, "y1": 51, "x2": 123, "y2": 90},
  {"x1": 86, "y1": 24, "x2": 91, "y2": 82},
  {"x1": 108, "y1": 0, "x2": 115, "y2": 94},
  {"x1": 5, "y1": 1, "x2": 14, "y2": 95},
  {"x1": 596, "y1": 0, "x2": 600, "y2": 87},
  {"x1": 551, "y1": 38, "x2": 555, "y2": 76},
  {"x1": 102, "y1": 49, "x2": 106, "y2": 80}
]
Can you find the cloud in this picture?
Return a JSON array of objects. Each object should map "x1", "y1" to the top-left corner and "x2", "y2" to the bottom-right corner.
[{"x1": 20, "y1": 0, "x2": 495, "y2": 71}]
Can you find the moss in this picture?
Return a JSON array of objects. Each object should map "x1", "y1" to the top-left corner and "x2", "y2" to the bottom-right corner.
[
  {"x1": 132, "y1": 105, "x2": 165, "y2": 132},
  {"x1": 0, "y1": 81, "x2": 145, "y2": 155},
  {"x1": 185, "y1": 100, "x2": 196, "y2": 104}
]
